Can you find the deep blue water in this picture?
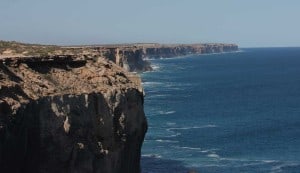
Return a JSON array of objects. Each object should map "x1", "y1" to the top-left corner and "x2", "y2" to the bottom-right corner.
[{"x1": 140, "y1": 48, "x2": 300, "y2": 173}]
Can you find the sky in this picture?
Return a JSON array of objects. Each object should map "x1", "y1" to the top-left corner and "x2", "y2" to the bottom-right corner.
[{"x1": 0, "y1": 0, "x2": 300, "y2": 47}]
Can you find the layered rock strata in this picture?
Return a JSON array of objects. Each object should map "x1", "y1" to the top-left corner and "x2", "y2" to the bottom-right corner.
[
  {"x1": 67, "y1": 43, "x2": 238, "y2": 72},
  {"x1": 0, "y1": 55, "x2": 147, "y2": 173},
  {"x1": 141, "y1": 43, "x2": 238, "y2": 58}
]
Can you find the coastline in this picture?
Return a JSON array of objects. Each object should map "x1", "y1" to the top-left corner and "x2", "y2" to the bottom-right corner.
[{"x1": 0, "y1": 40, "x2": 238, "y2": 173}]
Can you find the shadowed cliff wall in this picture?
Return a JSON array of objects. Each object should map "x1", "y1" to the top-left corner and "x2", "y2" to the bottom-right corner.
[{"x1": 0, "y1": 56, "x2": 147, "y2": 173}]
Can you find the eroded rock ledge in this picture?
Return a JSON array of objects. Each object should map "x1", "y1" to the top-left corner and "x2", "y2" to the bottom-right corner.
[{"x1": 0, "y1": 55, "x2": 147, "y2": 173}]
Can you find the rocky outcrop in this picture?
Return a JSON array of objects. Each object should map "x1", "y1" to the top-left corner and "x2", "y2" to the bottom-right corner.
[{"x1": 0, "y1": 55, "x2": 147, "y2": 173}]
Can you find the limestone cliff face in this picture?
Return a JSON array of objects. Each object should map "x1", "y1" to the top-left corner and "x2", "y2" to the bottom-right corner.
[
  {"x1": 0, "y1": 56, "x2": 147, "y2": 173},
  {"x1": 144, "y1": 44, "x2": 238, "y2": 58},
  {"x1": 88, "y1": 43, "x2": 238, "y2": 72},
  {"x1": 106, "y1": 48, "x2": 152, "y2": 72}
]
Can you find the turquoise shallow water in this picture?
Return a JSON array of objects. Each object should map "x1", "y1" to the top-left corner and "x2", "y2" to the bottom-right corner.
[{"x1": 141, "y1": 48, "x2": 300, "y2": 173}]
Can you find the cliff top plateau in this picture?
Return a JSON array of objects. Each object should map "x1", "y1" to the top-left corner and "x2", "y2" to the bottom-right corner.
[
  {"x1": 0, "y1": 40, "x2": 238, "y2": 58},
  {"x1": 0, "y1": 54, "x2": 143, "y2": 113}
]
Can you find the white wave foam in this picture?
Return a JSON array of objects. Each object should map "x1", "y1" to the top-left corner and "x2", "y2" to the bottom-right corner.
[
  {"x1": 199, "y1": 150, "x2": 211, "y2": 153},
  {"x1": 155, "y1": 139, "x2": 179, "y2": 143},
  {"x1": 147, "y1": 94, "x2": 168, "y2": 99},
  {"x1": 196, "y1": 50, "x2": 243, "y2": 56},
  {"x1": 168, "y1": 87, "x2": 184, "y2": 91},
  {"x1": 166, "y1": 124, "x2": 217, "y2": 131},
  {"x1": 142, "y1": 154, "x2": 162, "y2": 158},
  {"x1": 162, "y1": 132, "x2": 182, "y2": 138},
  {"x1": 142, "y1": 81, "x2": 163, "y2": 87},
  {"x1": 158, "y1": 110, "x2": 176, "y2": 115},
  {"x1": 219, "y1": 157, "x2": 280, "y2": 164},
  {"x1": 270, "y1": 162, "x2": 300, "y2": 173},
  {"x1": 143, "y1": 57, "x2": 161, "y2": 61},
  {"x1": 166, "y1": 122, "x2": 176, "y2": 126},
  {"x1": 171, "y1": 146, "x2": 218, "y2": 154},
  {"x1": 180, "y1": 146, "x2": 203, "y2": 151},
  {"x1": 158, "y1": 54, "x2": 194, "y2": 60},
  {"x1": 153, "y1": 94, "x2": 167, "y2": 97},
  {"x1": 150, "y1": 64, "x2": 160, "y2": 71},
  {"x1": 262, "y1": 160, "x2": 278, "y2": 163},
  {"x1": 165, "y1": 83, "x2": 192, "y2": 88},
  {"x1": 207, "y1": 153, "x2": 220, "y2": 159}
]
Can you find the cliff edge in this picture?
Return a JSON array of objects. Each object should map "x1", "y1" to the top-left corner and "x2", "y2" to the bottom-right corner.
[
  {"x1": 0, "y1": 41, "x2": 238, "y2": 72},
  {"x1": 0, "y1": 55, "x2": 147, "y2": 173}
]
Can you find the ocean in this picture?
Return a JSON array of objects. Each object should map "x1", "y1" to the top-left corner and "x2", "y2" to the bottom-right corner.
[{"x1": 140, "y1": 48, "x2": 300, "y2": 173}]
